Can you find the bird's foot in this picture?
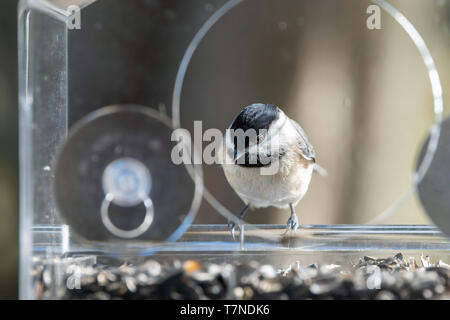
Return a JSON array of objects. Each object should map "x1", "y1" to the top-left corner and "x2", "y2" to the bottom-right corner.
[
  {"x1": 285, "y1": 214, "x2": 299, "y2": 234},
  {"x1": 228, "y1": 220, "x2": 240, "y2": 240}
]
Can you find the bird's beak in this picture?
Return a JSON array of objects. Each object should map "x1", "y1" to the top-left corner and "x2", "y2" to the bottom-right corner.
[
  {"x1": 233, "y1": 143, "x2": 260, "y2": 164},
  {"x1": 233, "y1": 150, "x2": 245, "y2": 163},
  {"x1": 233, "y1": 148, "x2": 244, "y2": 161}
]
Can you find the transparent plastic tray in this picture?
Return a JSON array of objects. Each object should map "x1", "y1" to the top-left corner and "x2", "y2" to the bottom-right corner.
[{"x1": 33, "y1": 224, "x2": 450, "y2": 267}]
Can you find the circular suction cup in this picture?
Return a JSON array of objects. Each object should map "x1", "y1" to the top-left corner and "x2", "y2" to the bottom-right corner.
[
  {"x1": 53, "y1": 105, "x2": 202, "y2": 246},
  {"x1": 417, "y1": 117, "x2": 450, "y2": 238}
]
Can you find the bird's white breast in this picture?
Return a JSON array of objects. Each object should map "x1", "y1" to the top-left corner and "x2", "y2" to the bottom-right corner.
[{"x1": 221, "y1": 148, "x2": 314, "y2": 209}]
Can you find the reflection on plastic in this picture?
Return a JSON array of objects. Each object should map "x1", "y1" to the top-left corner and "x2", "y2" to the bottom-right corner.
[{"x1": 172, "y1": 0, "x2": 443, "y2": 232}]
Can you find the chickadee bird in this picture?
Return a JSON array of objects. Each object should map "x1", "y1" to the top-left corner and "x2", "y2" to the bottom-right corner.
[{"x1": 221, "y1": 103, "x2": 323, "y2": 239}]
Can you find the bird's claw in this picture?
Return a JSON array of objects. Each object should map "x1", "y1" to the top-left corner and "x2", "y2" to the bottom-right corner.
[
  {"x1": 285, "y1": 214, "x2": 299, "y2": 234},
  {"x1": 228, "y1": 221, "x2": 240, "y2": 240}
]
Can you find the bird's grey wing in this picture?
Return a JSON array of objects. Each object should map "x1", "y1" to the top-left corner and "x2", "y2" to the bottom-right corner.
[{"x1": 290, "y1": 118, "x2": 316, "y2": 162}]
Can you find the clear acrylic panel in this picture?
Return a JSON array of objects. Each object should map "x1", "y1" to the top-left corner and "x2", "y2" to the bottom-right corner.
[{"x1": 18, "y1": 0, "x2": 450, "y2": 299}]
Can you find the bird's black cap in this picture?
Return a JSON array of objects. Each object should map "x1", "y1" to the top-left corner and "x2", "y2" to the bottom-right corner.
[
  {"x1": 230, "y1": 103, "x2": 280, "y2": 132},
  {"x1": 229, "y1": 103, "x2": 281, "y2": 167}
]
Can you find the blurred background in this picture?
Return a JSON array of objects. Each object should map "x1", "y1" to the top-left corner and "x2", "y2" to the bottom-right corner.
[
  {"x1": 0, "y1": 0, "x2": 18, "y2": 300},
  {"x1": 1, "y1": 0, "x2": 450, "y2": 299}
]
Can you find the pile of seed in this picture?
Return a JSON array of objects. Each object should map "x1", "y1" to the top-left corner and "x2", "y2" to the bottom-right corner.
[{"x1": 33, "y1": 253, "x2": 450, "y2": 300}]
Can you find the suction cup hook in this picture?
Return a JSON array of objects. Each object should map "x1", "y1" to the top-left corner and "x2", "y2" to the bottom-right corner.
[
  {"x1": 101, "y1": 158, "x2": 154, "y2": 239},
  {"x1": 53, "y1": 105, "x2": 203, "y2": 247}
]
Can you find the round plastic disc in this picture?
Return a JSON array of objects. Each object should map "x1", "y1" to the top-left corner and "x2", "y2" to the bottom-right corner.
[
  {"x1": 417, "y1": 117, "x2": 450, "y2": 237},
  {"x1": 53, "y1": 105, "x2": 201, "y2": 244}
]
